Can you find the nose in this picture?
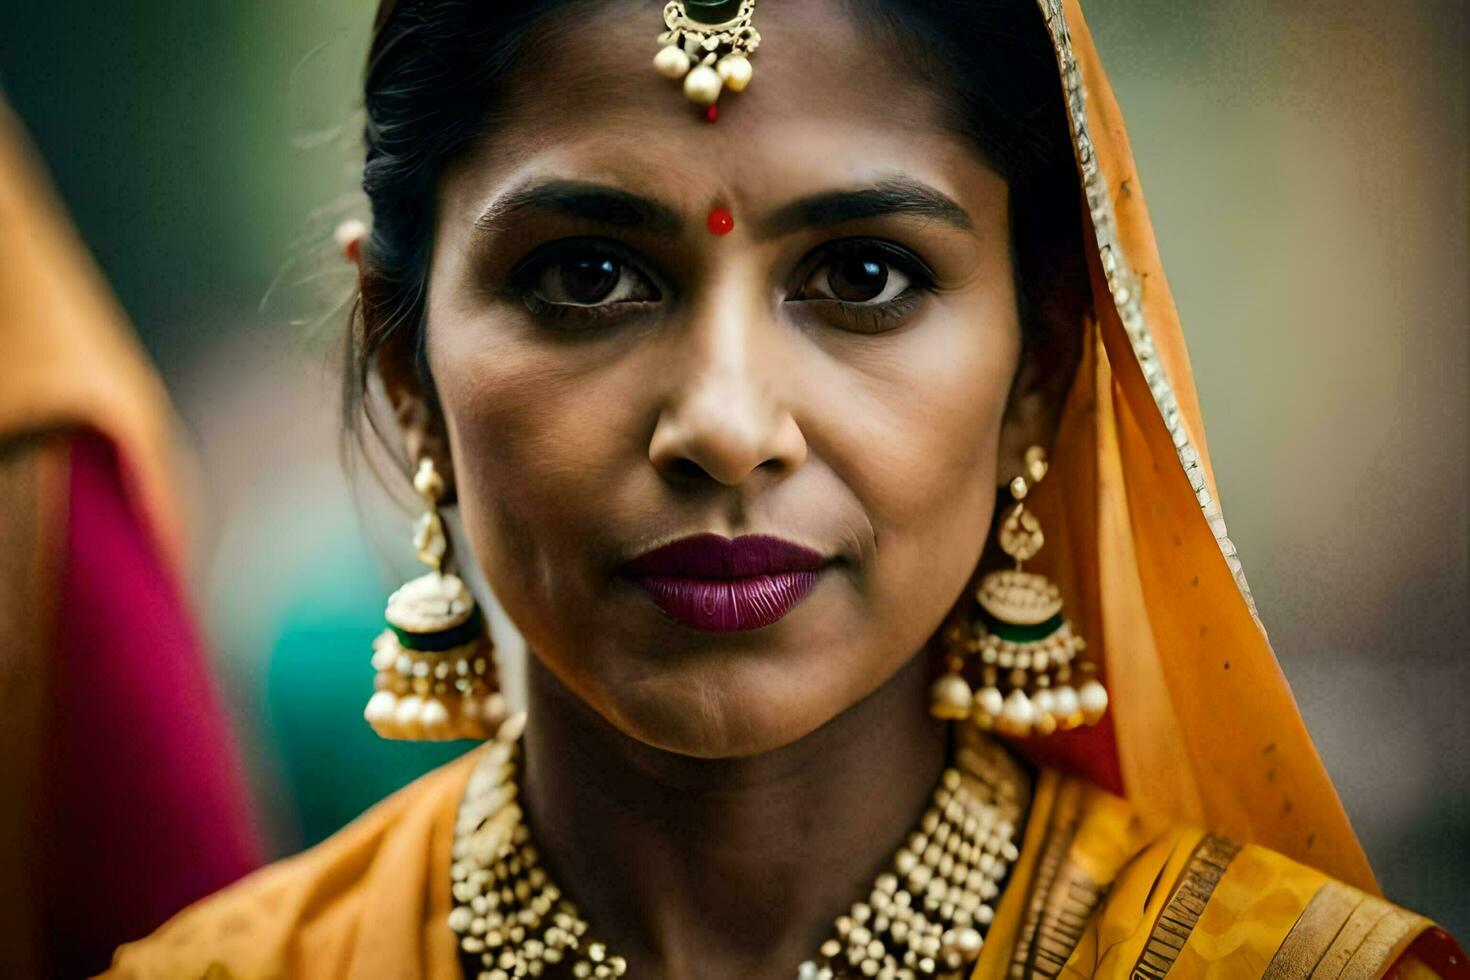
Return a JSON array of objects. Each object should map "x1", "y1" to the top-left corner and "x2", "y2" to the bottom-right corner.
[{"x1": 647, "y1": 296, "x2": 807, "y2": 487}]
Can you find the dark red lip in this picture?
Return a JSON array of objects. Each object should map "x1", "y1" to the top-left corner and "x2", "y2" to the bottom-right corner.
[
  {"x1": 621, "y1": 533, "x2": 831, "y2": 632},
  {"x1": 624, "y1": 533, "x2": 828, "y2": 577}
]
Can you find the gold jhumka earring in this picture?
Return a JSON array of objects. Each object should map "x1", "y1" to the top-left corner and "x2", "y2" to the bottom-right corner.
[
  {"x1": 929, "y1": 446, "x2": 1109, "y2": 736},
  {"x1": 651, "y1": 0, "x2": 760, "y2": 119},
  {"x1": 364, "y1": 458, "x2": 505, "y2": 740}
]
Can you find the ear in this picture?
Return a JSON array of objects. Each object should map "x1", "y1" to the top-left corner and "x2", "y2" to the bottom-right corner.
[
  {"x1": 342, "y1": 219, "x2": 457, "y2": 498},
  {"x1": 373, "y1": 318, "x2": 458, "y2": 500},
  {"x1": 996, "y1": 346, "x2": 1062, "y2": 488}
]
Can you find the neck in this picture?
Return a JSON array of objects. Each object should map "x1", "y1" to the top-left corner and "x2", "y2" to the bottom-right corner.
[{"x1": 521, "y1": 652, "x2": 949, "y2": 980}]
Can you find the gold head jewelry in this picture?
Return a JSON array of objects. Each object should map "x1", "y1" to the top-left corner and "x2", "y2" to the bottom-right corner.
[
  {"x1": 652, "y1": 0, "x2": 760, "y2": 116},
  {"x1": 929, "y1": 446, "x2": 1110, "y2": 736},
  {"x1": 364, "y1": 457, "x2": 505, "y2": 740}
]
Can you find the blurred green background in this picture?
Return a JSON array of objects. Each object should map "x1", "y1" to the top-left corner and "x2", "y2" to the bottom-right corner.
[{"x1": 2, "y1": 0, "x2": 1466, "y2": 937}]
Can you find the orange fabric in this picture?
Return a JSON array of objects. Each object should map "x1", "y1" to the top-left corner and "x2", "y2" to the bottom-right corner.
[
  {"x1": 1015, "y1": 0, "x2": 1376, "y2": 891},
  {"x1": 0, "y1": 101, "x2": 185, "y2": 560}
]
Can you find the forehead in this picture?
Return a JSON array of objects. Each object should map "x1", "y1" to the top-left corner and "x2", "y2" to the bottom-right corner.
[{"x1": 440, "y1": 0, "x2": 998, "y2": 220}]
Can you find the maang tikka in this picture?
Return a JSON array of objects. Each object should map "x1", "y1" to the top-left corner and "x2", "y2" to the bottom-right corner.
[
  {"x1": 930, "y1": 446, "x2": 1109, "y2": 737},
  {"x1": 652, "y1": 0, "x2": 760, "y2": 117},
  {"x1": 365, "y1": 458, "x2": 505, "y2": 740}
]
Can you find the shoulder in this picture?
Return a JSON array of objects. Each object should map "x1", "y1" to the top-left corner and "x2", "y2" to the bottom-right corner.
[
  {"x1": 102, "y1": 749, "x2": 480, "y2": 980},
  {"x1": 1019, "y1": 771, "x2": 1464, "y2": 979}
]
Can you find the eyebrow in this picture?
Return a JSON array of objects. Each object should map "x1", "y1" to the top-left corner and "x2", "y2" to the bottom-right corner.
[
  {"x1": 473, "y1": 179, "x2": 684, "y2": 240},
  {"x1": 762, "y1": 177, "x2": 974, "y2": 236}
]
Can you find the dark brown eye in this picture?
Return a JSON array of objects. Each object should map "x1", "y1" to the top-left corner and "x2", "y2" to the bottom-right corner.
[
  {"x1": 559, "y1": 255, "x2": 620, "y2": 304},
  {"x1": 520, "y1": 243, "x2": 660, "y2": 309},
  {"x1": 796, "y1": 243, "x2": 918, "y2": 307},
  {"x1": 787, "y1": 239, "x2": 935, "y2": 335},
  {"x1": 827, "y1": 256, "x2": 889, "y2": 302}
]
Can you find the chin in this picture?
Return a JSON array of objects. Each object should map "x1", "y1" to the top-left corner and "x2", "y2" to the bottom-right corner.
[{"x1": 601, "y1": 659, "x2": 844, "y2": 760}]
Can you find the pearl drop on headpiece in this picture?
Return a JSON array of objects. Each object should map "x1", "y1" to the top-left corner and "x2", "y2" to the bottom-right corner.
[{"x1": 652, "y1": 0, "x2": 761, "y2": 115}]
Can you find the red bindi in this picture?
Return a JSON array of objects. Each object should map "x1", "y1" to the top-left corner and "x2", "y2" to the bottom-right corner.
[
  {"x1": 706, "y1": 207, "x2": 734, "y2": 236},
  {"x1": 705, "y1": 104, "x2": 719, "y2": 124}
]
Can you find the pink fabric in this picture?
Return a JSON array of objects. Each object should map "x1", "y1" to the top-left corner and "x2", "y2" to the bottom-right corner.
[{"x1": 48, "y1": 433, "x2": 262, "y2": 979}]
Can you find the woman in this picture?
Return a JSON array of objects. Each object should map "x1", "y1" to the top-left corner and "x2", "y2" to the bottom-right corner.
[{"x1": 106, "y1": 0, "x2": 1463, "y2": 977}]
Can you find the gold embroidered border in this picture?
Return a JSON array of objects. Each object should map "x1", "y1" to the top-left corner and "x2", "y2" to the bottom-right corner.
[
  {"x1": 1338, "y1": 905, "x2": 1424, "y2": 980},
  {"x1": 1007, "y1": 788, "x2": 1108, "y2": 979},
  {"x1": 1263, "y1": 881, "x2": 1426, "y2": 980},
  {"x1": 1007, "y1": 797, "x2": 1077, "y2": 978},
  {"x1": 1030, "y1": 865, "x2": 1108, "y2": 977},
  {"x1": 1263, "y1": 882, "x2": 1361, "y2": 980},
  {"x1": 1031, "y1": 0, "x2": 1263, "y2": 630},
  {"x1": 1130, "y1": 834, "x2": 1241, "y2": 979}
]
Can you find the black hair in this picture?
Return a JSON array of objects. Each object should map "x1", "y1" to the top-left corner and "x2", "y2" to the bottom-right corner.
[{"x1": 349, "y1": 0, "x2": 1089, "y2": 453}]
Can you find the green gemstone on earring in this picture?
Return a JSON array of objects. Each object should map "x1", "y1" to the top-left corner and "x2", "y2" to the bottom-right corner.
[
  {"x1": 981, "y1": 611, "x2": 1064, "y2": 643},
  {"x1": 389, "y1": 603, "x2": 484, "y2": 652}
]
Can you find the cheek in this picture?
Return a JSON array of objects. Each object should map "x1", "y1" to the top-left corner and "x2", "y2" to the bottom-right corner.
[
  {"x1": 815, "y1": 297, "x2": 1021, "y2": 574},
  {"x1": 787, "y1": 289, "x2": 1020, "y2": 703},
  {"x1": 426, "y1": 321, "x2": 637, "y2": 635}
]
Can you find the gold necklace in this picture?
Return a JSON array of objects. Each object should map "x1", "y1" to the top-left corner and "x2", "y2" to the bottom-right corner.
[{"x1": 449, "y1": 716, "x2": 1028, "y2": 979}]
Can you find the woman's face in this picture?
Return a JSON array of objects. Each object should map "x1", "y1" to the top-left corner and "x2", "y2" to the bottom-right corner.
[{"x1": 419, "y1": 0, "x2": 1031, "y2": 758}]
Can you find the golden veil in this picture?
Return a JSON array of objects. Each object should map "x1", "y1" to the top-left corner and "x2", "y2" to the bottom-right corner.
[{"x1": 1015, "y1": 0, "x2": 1375, "y2": 893}]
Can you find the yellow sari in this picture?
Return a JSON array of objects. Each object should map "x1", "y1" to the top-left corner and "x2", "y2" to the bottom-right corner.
[{"x1": 105, "y1": 1, "x2": 1463, "y2": 977}]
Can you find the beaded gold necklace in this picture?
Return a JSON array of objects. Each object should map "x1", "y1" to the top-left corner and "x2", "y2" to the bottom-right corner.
[{"x1": 450, "y1": 716, "x2": 1029, "y2": 980}]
